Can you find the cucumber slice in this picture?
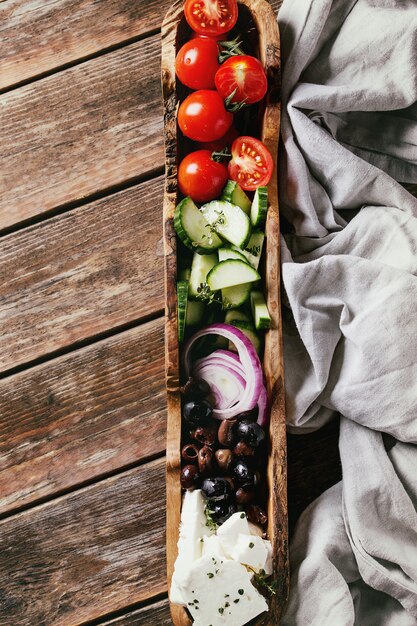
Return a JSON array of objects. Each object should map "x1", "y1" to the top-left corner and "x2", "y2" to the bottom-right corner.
[
  {"x1": 228, "y1": 321, "x2": 263, "y2": 355},
  {"x1": 189, "y1": 253, "x2": 218, "y2": 299},
  {"x1": 186, "y1": 299, "x2": 205, "y2": 326},
  {"x1": 251, "y1": 291, "x2": 271, "y2": 330},
  {"x1": 250, "y1": 187, "x2": 268, "y2": 227},
  {"x1": 207, "y1": 259, "x2": 260, "y2": 291},
  {"x1": 178, "y1": 268, "x2": 191, "y2": 281},
  {"x1": 224, "y1": 309, "x2": 253, "y2": 325},
  {"x1": 177, "y1": 281, "x2": 188, "y2": 343},
  {"x1": 200, "y1": 200, "x2": 251, "y2": 249},
  {"x1": 237, "y1": 231, "x2": 265, "y2": 270},
  {"x1": 174, "y1": 197, "x2": 222, "y2": 254},
  {"x1": 221, "y1": 180, "x2": 252, "y2": 215},
  {"x1": 218, "y1": 247, "x2": 248, "y2": 263},
  {"x1": 222, "y1": 282, "x2": 252, "y2": 309}
]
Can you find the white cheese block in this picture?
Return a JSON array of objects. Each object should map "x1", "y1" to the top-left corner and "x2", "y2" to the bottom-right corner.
[
  {"x1": 181, "y1": 556, "x2": 268, "y2": 626},
  {"x1": 202, "y1": 534, "x2": 226, "y2": 558},
  {"x1": 171, "y1": 490, "x2": 214, "y2": 604},
  {"x1": 231, "y1": 534, "x2": 273, "y2": 575},
  {"x1": 216, "y1": 512, "x2": 250, "y2": 557}
]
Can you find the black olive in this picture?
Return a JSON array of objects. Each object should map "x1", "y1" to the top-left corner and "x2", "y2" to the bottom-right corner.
[
  {"x1": 180, "y1": 465, "x2": 201, "y2": 490},
  {"x1": 183, "y1": 400, "x2": 213, "y2": 427},
  {"x1": 201, "y1": 477, "x2": 232, "y2": 502},
  {"x1": 235, "y1": 486, "x2": 255, "y2": 504},
  {"x1": 233, "y1": 460, "x2": 259, "y2": 488},
  {"x1": 246, "y1": 504, "x2": 268, "y2": 526},
  {"x1": 181, "y1": 377, "x2": 211, "y2": 400},
  {"x1": 235, "y1": 409, "x2": 258, "y2": 422},
  {"x1": 190, "y1": 421, "x2": 218, "y2": 447},
  {"x1": 236, "y1": 418, "x2": 265, "y2": 448},
  {"x1": 218, "y1": 418, "x2": 237, "y2": 448},
  {"x1": 215, "y1": 449, "x2": 234, "y2": 473},
  {"x1": 210, "y1": 501, "x2": 237, "y2": 525}
]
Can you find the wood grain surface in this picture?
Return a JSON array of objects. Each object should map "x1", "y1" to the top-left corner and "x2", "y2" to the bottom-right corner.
[
  {"x1": 102, "y1": 598, "x2": 172, "y2": 625},
  {"x1": 0, "y1": 318, "x2": 166, "y2": 515},
  {"x1": 0, "y1": 0, "x2": 173, "y2": 91},
  {"x1": 0, "y1": 0, "x2": 283, "y2": 92},
  {"x1": 0, "y1": 458, "x2": 166, "y2": 626},
  {"x1": 0, "y1": 177, "x2": 164, "y2": 373},
  {"x1": 0, "y1": 36, "x2": 163, "y2": 230}
]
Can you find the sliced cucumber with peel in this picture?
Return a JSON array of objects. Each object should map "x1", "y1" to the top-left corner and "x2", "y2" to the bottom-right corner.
[
  {"x1": 218, "y1": 247, "x2": 248, "y2": 263},
  {"x1": 174, "y1": 197, "x2": 222, "y2": 254},
  {"x1": 236, "y1": 231, "x2": 265, "y2": 270},
  {"x1": 200, "y1": 200, "x2": 251, "y2": 249},
  {"x1": 251, "y1": 290, "x2": 271, "y2": 330},
  {"x1": 186, "y1": 299, "x2": 205, "y2": 326},
  {"x1": 222, "y1": 282, "x2": 252, "y2": 309},
  {"x1": 224, "y1": 309, "x2": 253, "y2": 325},
  {"x1": 177, "y1": 281, "x2": 188, "y2": 342},
  {"x1": 221, "y1": 180, "x2": 252, "y2": 215},
  {"x1": 207, "y1": 259, "x2": 260, "y2": 291},
  {"x1": 251, "y1": 187, "x2": 268, "y2": 227},
  {"x1": 189, "y1": 253, "x2": 218, "y2": 299}
]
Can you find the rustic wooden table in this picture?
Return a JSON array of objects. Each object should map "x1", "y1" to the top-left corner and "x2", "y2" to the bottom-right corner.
[{"x1": 0, "y1": 1, "x2": 347, "y2": 624}]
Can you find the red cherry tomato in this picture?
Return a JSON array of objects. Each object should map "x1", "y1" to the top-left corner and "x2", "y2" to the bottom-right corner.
[
  {"x1": 179, "y1": 150, "x2": 228, "y2": 202},
  {"x1": 175, "y1": 38, "x2": 220, "y2": 90},
  {"x1": 228, "y1": 136, "x2": 274, "y2": 190},
  {"x1": 215, "y1": 55, "x2": 268, "y2": 105},
  {"x1": 184, "y1": 0, "x2": 238, "y2": 37},
  {"x1": 178, "y1": 90, "x2": 233, "y2": 142},
  {"x1": 197, "y1": 125, "x2": 239, "y2": 151}
]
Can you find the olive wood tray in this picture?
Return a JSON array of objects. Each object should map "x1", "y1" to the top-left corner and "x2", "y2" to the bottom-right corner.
[{"x1": 161, "y1": 1, "x2": 288, "y2": 623}]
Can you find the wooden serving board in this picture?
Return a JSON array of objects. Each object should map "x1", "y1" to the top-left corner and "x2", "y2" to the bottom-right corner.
[{"x1": 161, "y1": 1, "x2": 288, "y2": 623}]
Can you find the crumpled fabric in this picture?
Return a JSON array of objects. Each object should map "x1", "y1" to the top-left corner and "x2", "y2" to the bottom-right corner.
[{"x1": 277, "y1": 0, "x2": 417, "y2": 623}]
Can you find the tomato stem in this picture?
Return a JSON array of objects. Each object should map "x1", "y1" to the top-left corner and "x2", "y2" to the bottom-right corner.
[
  {"x1": 224, "y1": 89, "x2": 249, "y2": 112},
  {"x1": 211, "y1": 148, "x2": 232, "y2": 163},
  {"x1": 218, "y1": 37, "x2": 245, "y2": 63}
]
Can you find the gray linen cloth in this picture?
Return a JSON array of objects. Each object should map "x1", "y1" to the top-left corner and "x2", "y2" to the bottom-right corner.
[{"x1": 277, "y1": 0, "x2": 417, "y2": 623}]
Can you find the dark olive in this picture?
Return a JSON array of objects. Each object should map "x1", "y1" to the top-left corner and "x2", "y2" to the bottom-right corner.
[
  {"x1": 181, "y1": 377, "x2": 211, "y2": 400},
  {"x1": 215, "y1": 449, "x2": 234, "y2": 473},
  {"x1": 246, "y1": 504, "x2": 268, "y2": 526},
  {"x1": 210, "y1": 501, "x2": 237, "y2": 524},
  {"x1": 235, "y1": 409, "x2": 258, "y2": 422},
  {"x1": 201, "y1": 477, "x2": 232, "y2": 502},
  {"x1": 235, "y1": 486, "x2": 255, "y2": 504},
  {"x1": 198, "y1": 446, "x2": 214, "y2": 474},
  {"x1": 233, "y1": 460, "x2": 258, "y2": 488},
  {"x1": 233, "y1": 441, "x2": 256, "y2": 457},
  {"x1": 190, "y1": 421, "x2": 218, "y2": 447},
  {"x1": 224, "y1": 476, "x2": 236, "y2": 491},
  {"x1": 183, "y1": 400, "x2": 213, "y2": 427},
  {"x1": 218, "y1": 418, "x2": 237, "y2": 448},
  {"x1": 236, "y1": 418, "x2": 265, "y2": 448},
  {"x1": 180, "y1": 465, "x2": 200, "y2": 490},
  {"x1": 181, "y1": 443, "x2": 200, "y2": 464}
]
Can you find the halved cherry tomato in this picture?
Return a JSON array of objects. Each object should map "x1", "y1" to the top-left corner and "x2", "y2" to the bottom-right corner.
[
  {"x1": 215, "y1": 55, "x2": 268, "y2": 105},
  {"x1": 175, "y1": 38, "x2": 220, "y2": 90},
  {"x1": 197, "y1": 125, "x2": 239, "y2": 152},
  {"x1": 179, "y1": 150, "x2": 228, "y2": 202},
  {"x1": 228, "y1": 136, "x2": 274, "y2": 190},
  {"x1": 178, "y1": 90, "x2": 233, "y2": 142},
  {"x1": 184, "y1": 0, "x2": 238, "y2": 37}
]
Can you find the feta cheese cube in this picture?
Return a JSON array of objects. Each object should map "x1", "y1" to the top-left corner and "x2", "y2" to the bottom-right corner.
[
  {"x1": 181, "y1": 556, "x2": 268, "y2": 626},
  {"x1": 231, "y1": 534, "x2": 273, "y2": 574},
  {"x1": 216, "y1": 512, "x2": 250, "y2": 557},
  {"x1": 202, "y1": 534, "x2": 226, "y2": 558}
]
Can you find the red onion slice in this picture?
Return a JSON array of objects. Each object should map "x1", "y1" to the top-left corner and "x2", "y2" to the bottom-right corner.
[
  {"x1": 257, "y1": 384, "x2": 269, "y2": 427},
  {"x1": 195, "y1": 362, "x2": 246, "y2": 410},
  {"x1": 184, "y1": 323, "x2": 263, "y2": 420}
]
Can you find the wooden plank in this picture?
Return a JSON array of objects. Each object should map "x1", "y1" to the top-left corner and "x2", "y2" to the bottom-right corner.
[
  {"x1": 101, "y1": 599, "x2": 172, "y2": 626},
  {"x1": 0, "y1": 35, "x2": 164, "y2": 230},
  {"x1": 0, "y1": 0, "x2": 282, "y2": 92},
  {"x1": 0, "y1": 459, "x2": 166, "y2": 626},
  {"x1": 0, "y1": 317, "x2": 166, "y2": 515},
  {"x1": 0, "y1": 0, "x2": 173, "y2": 91},
  {"x1": 0, "y1": 176, "x2": 164, "y2": 373}
]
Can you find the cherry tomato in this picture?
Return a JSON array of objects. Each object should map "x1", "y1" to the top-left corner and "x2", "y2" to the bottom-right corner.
[
  {"x1": 175, "y1": 38, "x2": 220, "y2": 90},
  {"x1": 228, "y1": 136, "x2": 274, "y2": 190},
  {"x1": 197, "y1": 125, "x2": 239, "y2": 151},
  {"x1": 179, "y1": 150, "x2": 228, "y2": 202},
  {"x1": 178, "y1": 90, "x2": 233, "y2": 142},
  {"x1": 215, "y1": 55, "x2": 268, "y2": 105},
  {"x1": 184, "y1": 0, "x2": 238, "y2": 37}
]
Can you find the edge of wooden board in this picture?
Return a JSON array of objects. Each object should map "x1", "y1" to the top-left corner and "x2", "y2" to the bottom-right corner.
[{"x1": 161, "y1": 1, "x2": 288, "y2": 623}]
